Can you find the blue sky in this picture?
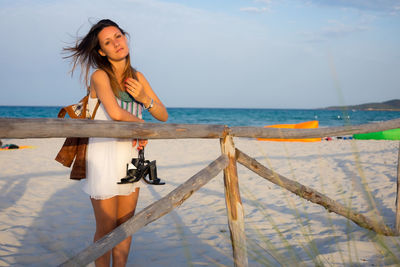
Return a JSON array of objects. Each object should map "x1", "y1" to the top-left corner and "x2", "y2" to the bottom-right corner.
[{"x1": 0, "y1": 0, "x2": 399, "y2": 108}]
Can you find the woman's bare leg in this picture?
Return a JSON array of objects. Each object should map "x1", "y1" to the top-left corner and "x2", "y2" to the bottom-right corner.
[
  {"x1": 112, "y1": 188, "x2": 140, "y2": 267},
  {"x1": 91, "y1": 197, "x2": 118, "y2": 267}
]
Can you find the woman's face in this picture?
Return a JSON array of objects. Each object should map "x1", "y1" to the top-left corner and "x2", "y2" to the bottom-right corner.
[{"x1": 97, "y1": 26, "x2": 129, "y2": 62}]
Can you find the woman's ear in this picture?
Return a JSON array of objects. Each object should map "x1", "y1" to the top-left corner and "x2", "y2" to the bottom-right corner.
[{"x1": 98, "y1": 49, "x2": 106, "y2": 57}]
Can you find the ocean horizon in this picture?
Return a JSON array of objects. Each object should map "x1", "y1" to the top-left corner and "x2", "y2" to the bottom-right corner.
[{"x1": 1, "y1": 105, "x2": 400, "y2": 127}]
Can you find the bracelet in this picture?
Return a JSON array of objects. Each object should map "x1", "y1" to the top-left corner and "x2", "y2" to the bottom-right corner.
[{"x1": 144, "y1": 98, "x2": 154, "y2": 110}]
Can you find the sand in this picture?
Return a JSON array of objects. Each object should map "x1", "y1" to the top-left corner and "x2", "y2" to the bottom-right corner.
[{"x1": 0, "y1": 137, "x2": 399, "y2": 266}]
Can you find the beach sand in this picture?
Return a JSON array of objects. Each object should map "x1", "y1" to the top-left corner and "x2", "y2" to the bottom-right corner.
[{"x1": 0, "y1": 137, "x2": 399, "y2": 266}]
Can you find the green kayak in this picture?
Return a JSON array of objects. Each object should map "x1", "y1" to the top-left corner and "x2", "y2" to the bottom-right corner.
[{"x1": 353, "y1": 128, "x2": 400, "y2": 140}]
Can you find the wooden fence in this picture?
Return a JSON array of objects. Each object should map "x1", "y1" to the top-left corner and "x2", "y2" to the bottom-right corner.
[{"x1": 1, "y1": 117, "x2": 400, "y2": 267}]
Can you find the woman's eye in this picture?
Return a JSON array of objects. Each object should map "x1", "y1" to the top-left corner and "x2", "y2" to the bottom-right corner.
[
  {"x1": 105, "y1": 41, "x2": 110, "y2": 45},
  {"x1": 116, "y1": 34, "x2": 122, "y2": 38}
]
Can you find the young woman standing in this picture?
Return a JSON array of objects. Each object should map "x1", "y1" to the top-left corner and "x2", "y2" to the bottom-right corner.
[{"x1": 64, "y1": 19, "x2": 168, "y2": 266}]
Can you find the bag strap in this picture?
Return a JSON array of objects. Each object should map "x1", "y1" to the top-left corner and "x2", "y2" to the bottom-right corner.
[
  {"x1": 91, "y1": 100, "x2": 101, "y2": 120},
  {"x1": 57, "y1": 95, "x2": 89, "y2": 119},
  {"x1": 57, "y1": 95, "x2": 100, "y2": 120},
  {"x1": 57, "y1": 108, "x2": 67, "y2": 118}
]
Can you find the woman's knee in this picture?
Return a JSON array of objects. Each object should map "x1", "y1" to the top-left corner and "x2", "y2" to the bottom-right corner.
[
  {"x1": 96, "y1": 219, "x2": 117, "y2": 236},
  {"x1": 116, "y1": 190, "x2": 140, "y2": 225}
]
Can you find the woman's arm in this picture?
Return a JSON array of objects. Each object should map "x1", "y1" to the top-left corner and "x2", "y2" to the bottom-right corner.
[
  {"x1": 91, "y1": 70, "x2": 144, "y2": 122},
  {"x1": 125, "y1": 72, "x2": 168, "y2": 122}
]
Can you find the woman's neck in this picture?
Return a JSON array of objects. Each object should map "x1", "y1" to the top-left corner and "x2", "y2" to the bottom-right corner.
[{"x1": 110, "y1": 59, "x2": 127, "y2": 82}]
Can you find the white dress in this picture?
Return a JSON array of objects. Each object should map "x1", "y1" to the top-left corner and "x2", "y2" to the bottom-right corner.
[{"x1": 82, "y1": 96, "x2": 144, "y2": 200}]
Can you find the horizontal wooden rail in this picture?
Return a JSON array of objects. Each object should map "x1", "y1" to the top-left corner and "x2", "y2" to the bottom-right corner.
[
  {"x1": 60, "y1": 154, "x2": 228, "y2": 266},
  {"x1": 235, "y1": 148, "x2": 397, "y2": 236},
  {"x1": 0, "y1": 118, "x2": 226, "y2": 139},
  {"x1": 1, "y1": 118, "x2": 400, "y2": 140},
  {"x1": 231, "y1": 118, "x2": 400, "y2": 138}
]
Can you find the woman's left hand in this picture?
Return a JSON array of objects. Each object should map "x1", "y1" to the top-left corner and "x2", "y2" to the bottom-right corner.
[
  {"x1": 132, "y1": 139, "x2": 148, "y2": 150},
  {"x1": 125, "y1": 78, "x2": 148, "y2": 104}
]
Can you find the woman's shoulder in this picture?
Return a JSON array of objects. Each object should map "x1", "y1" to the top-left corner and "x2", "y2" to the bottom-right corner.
[{"x1": 91, "y1": 69, "x2": 109, "y2": 82}]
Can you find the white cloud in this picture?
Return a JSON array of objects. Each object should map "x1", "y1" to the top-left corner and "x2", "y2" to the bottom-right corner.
[
  {"x1": 240, "y1": 0, "x2": 272, "y2": 13},
  {"x1": 322, "y1": 22, "x2": 368, "y2": 37},
  {"x1": 240, "y1": 6, "x2": 269, "y2": 13},
  {"x1": 302, "y1": 0, "x2": 400, "y2": 14},
  {"x1": 301, "y1": 21, "x2": 369, "y2": 43},
  {"x1": 255, "y1": 0, "x2": 272, "y2": 3},
  {"x1": 390, "y1": 4, "x2": 400, "y2": 15}
]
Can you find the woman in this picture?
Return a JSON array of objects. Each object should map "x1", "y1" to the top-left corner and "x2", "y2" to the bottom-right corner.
[{"x1": 64, "y1": 19, "x2": 168, "y2": 266}]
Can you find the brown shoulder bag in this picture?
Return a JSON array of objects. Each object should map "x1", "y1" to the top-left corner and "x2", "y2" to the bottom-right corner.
[{"x1": 55, "y1": 95, "x2": 100, "y2": 180}]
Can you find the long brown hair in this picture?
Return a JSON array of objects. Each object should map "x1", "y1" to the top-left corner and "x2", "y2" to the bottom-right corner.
[{"x1": 63, "y1": 19, "x2": 137, "y2": 96}]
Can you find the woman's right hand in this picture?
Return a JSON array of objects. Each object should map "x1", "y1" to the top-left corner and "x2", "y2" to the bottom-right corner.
[{"x1": 125, "y1": 78, "x2": 149, "y2": 105}]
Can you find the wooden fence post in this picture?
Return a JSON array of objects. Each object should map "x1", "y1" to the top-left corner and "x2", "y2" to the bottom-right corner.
[
  {"x1": 396, "y1": 142, "x2": 400, "y2": 233},
  {"x1": 220, "y1": 130, "x2": 248, "y2": 267}
]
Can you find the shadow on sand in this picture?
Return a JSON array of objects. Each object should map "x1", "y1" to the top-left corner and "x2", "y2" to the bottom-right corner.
[{"x1": 12, "y1": 166, "x2": 234, "y2": 266}]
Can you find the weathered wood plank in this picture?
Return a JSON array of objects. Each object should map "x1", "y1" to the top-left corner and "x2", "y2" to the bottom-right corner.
[
  {"x1": 0, "y1": 118, "x2": 226, "y2": 139},
  {"x1": 60, "y1": 154, "x2": 228, "y2": 267},
  {"x1": 220, "y1": 131, "x2": 248, "y2": 267},
  {"x1": 1, "y1": 117, "x2": 400, "y2": 140},
  {"x1": 396, "y1": 142, "x2": 400, "y2": 234},
  {"x1": 235, "y1": 148, "x2": 397, "y2": 236},
  {"x1": 231, "y1": 118, "x2": 400, "y2": 139}
]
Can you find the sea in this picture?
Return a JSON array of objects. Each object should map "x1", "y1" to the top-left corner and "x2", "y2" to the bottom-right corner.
[{"x1": 1, "y1": 106, "x2": 400, "y2": 128}]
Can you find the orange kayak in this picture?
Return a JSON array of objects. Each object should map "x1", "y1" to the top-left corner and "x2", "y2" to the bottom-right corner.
[{"x1": 258, "y1": 120, "x2": 320, "y2": 142}]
